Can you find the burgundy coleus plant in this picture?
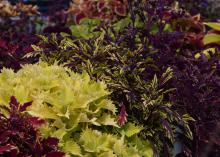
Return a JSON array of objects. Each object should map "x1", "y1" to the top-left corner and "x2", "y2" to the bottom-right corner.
[
  {"x1": 0, "y1": 31, "x2": 39, "y2": 70},
  {"x1": 66, "y1": 0, "x2": 128, "y2": 24},
  {"x1": 0, "y1": 96, "x2": 65, "y2": 157},
  {"x1": 165, "y1": 11, "x2": 205, "y2": 50}
]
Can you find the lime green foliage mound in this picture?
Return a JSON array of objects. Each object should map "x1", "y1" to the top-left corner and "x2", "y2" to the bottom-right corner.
[{"x1": 0, "y1": 62, "x2": 153, "y2": 157}]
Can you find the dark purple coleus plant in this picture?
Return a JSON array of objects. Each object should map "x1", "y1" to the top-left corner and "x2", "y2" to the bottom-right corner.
[{"x1": 0, "y1": 96, "x2": 65, "y2": 157}]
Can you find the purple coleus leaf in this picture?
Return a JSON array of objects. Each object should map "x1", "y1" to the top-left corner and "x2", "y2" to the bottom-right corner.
[
  {"x1": 9, "y1": 96, "x2": 19, "y2": 113},
  {"x1": 19, "y1": 101, "x2": 33, "y2": 112},
  {"x1": 9, "y1": 96, "x2": 33, "y2": 113},
  {"x1": 118, "y1": 104, "x2": 128, "y2": 126}
]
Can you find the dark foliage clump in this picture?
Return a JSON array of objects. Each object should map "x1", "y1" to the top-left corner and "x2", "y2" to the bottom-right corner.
[{"x1": 0, "y1": 96, "x2": 65, "y2": 157}]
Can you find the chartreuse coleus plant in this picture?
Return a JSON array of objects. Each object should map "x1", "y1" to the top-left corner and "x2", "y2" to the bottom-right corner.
[{"x1": 0, "y1": 62, "x2": 153, "y2": 157}]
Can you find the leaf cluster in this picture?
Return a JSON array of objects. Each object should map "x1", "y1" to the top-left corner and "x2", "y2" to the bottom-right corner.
[
  {"x1": 0, "y1": 96, "x2": 64, "y2": 157},
  {"x1": 0, "y1": 62, "x2": 153, "y2": 156}
]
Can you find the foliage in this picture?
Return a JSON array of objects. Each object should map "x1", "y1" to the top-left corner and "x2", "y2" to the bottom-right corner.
[
  {"x1": 66, "y1": 0, "x2": 128, "y2": 24},
  {"x1": 0, "y1": 0, "x2": 40, "y2": 33},
  {"x1": 170, "y1": 52, "x2": 220, "y2": 157},
  {"x1": 27, "y1": 0, "x2": 220, "y2": 156},
  {"x1": 203, "y1": 22, "x2": 220, "y2": 49},
  {"x1": 28, "y1": 31, "x2": 192, "y2": 156},
  {"x1": 70, "y1": 18, "x2": 102, "y2": 39},
  {"x1": 0, "y1": 0, "x2": 39, "y2": 17},
  {"x1": 0, "y1": 31, "x2": 39, "y2": 70},
  {"x1": 0, "y1": 96, "x2": 64, "y2": 157},
  {"x1": 0, "y1": 62, "x2": 153, "y2": 156},
  {"x1": 0, "y1": 0, "x2": 219, "y2": 156}
]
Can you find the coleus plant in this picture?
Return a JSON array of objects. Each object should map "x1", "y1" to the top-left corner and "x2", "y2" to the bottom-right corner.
[
  {"x1": 0, "y1": 0, "x2": 38, "y2": 17},
  {"x1": 170, "y1": 52, "x2": 220, "y2": 157},
  {"x1": 0, "y1": 62, "x2": 154, "y2": 156},
  {"x1": 0, "y1": 0, "x2": 40, "y2": 33},
  {"x1": 0, "y1": 31, "x2": 39, "y2": 70},
  {"x1": 0, "y1": 96, "x2": 64, "y2": 157},
  {"x1": 66, "y1": 0, "x2": 128, "y2": 24}
]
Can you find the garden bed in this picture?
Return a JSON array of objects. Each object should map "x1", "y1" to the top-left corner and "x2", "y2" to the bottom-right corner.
[{"x1": 0, "y1": 0, "x2": 220, "y2": 156}]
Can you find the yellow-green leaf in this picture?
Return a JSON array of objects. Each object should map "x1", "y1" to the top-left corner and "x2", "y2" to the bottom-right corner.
[
  {"x1": 123, "y1": 123, "x2": 144, "y2": 137},
  {"x1": 204, "y1": 22, "x2": 220, "y2": 31},
  {"x1": 63, "y1": 140, "x2": 82, "y2": 157},
  {"x1": 203, "y1": 34, "x2": 220, "y2": 45}
]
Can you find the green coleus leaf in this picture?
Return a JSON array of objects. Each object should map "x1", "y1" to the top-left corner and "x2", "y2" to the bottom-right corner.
[
  {"x1": 204, "y1": 22, "x2": 220, "y2": 31},
  {"x1": 131, "y1": 137, "x2": 153, "y2": 157},
  {"x1": 70, "y1": 18, "x2": 101, "y2": 39},
  {"x1": 113, "y1": 138, "x2": 127, "y2": 156},
  {"x1": 98, "y1": 151, "x2": 117, "y2": 157},
  {"x1": 96, "y1": 99, "x2": 117, "y2": 114},
  {"x1": 80, "y1": 128, "x2": 111, "y2": 153},
  {"x1": 97, "y1": 113, "x2": 119, "y2": 127},
  {"x1": 113, "y1": 17, "x2": 131, "y2": 32},
  {"x1": 63, "y1": 140, "x2": 82, "y2": 157},
  {"x1": 121, "y1": 123, "x2": 144, "y2": 137},
  {"x1": 28, "y1": 104, "x2": 58, "y2": 119},
  {"x1": 203, "y1": 34, "x2": 220, "y2": 45},
  {"x1": 52, "y1": 127, "x2": 67, "y2": 140}
]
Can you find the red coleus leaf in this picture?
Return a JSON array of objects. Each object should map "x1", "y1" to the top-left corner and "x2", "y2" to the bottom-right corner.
[
  {"x1": 97, "y1": 1, "x2": 106, "y2": 12},
  {"x1": 74, "y1": 12, "x2": 86, "y2": 24},
  {"x1": 163, "y1": 11, "x2": 172, "y2": 21},
  {"x1": 118, "y1": 104, "x2": 128, "y2": 126},
  {"x1": 114, "y1": 5, "x2": 126, "y2": 16}
]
